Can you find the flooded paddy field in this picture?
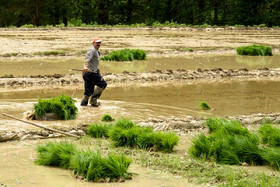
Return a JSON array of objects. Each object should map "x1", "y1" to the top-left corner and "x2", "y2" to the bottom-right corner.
[
  {"x1": 1, "y1": 27, "x2": 280, "y2": 186},
  {"x1": 1, "y1": 55, "x2": 280, "y2": 76}
]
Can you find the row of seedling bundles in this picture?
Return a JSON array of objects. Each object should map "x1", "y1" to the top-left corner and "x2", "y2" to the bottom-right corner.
[
  {"x1": 87, "y1": 118, "x2": 179, "y2": 153},
  {"x1": 189, "y1": 118, "x2": 280, "y2": 170},
  {"x1": 35, "y1": 141, "x2": 132, "y2": 182}
]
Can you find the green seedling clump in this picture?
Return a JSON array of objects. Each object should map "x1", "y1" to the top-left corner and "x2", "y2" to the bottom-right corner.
[
  {"x1": 101, "y1": 114, "x2": 115, "y2": 122},
  {"x1": 87, "y1": 123, "x2": 112, "y2": 138},
  {"x1": 259, "y1": 124, "x2": 280, "y2": 147},
  {"x1": 35, "y1": 141, "x2": 77, "y2": 168},
  {"x1": 34, "y1": 95, "x2": 78, "y2": 120},
  {"x1": 200, "y1": 101, "x2": 211, "y2": 110},
  {"x1": 36, "y1": 142, "x2": 132, "y2": 182},
  {"x1": 101, "y1": 49, "x2": 146, "y2": 61},
  {"x1": 87, "y1": 118, "x2": 179, "y2": 153},
  {"x1": 237, "y1": 45, "x2": 273, "y2": 56},
  {"x1": 189, "y1": 118, "x2": 280, "y2": 170}
]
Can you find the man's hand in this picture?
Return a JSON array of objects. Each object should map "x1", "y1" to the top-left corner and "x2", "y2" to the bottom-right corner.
[{"x1": 82, "y1": 68, "x2": 88, "y2": 73}]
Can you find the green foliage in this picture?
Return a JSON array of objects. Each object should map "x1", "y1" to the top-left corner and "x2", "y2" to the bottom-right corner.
[
  {"x1": 189, "y1": 134, "x2": 211, "y2": 159},
  {"x1": 88, "y1": 118, "x2": 179, "y2": 152},
  {"x1": 35, "y1": 141, "x2": 77, "y2": 168},
  {"x1": 259, "y1": 124, "x2": 280, "y2": 147},
  {"x1": 2, "y1": 74, "x2": 14, "y2": 78},
  {"x1": 114, "y1": 118, "x2": 135, "y2": 129},
  {"x1": 101, "y1": 114, "x2": 115, "y2": 122},
  {"x1": 205, "y1": 118, "x2": 249, "y2": 135},
  {"x1": 33, "y1": 51, "x2": 66, "y2": 56},
  {"x1": 87, "y1": 123, "x2": 112, "y2": 138},
  {"x1": 190, "y1": 118, "x2": 280, "y2": 170},
  {"x1": 200, "y1": 101, "x2": 211, "y2": 110},
  {"x1": 101, "y1": 49, "x2": 146, "y2": 61},
  {"x1": 237, "y1": 45, "x2": 273, "y2": 56},
  {"x1": 261, "y1": 147, "x2": 280, "y2": 170},
  {"x1": 34, "y1": 95, "x2": 78, "y2": 120},
  {"x1": 36, "y1": 142, "x2": 132, "y2": 182},
  {"x1": 190, "y1": 118, "x2": 264, "y2": 165}
]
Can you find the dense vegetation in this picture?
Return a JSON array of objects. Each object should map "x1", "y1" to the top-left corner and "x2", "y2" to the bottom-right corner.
[
  {"x1": 34, "y1": 95, "x2": 78, "y2": 120},
  {"x1": 189, "y1": 118, "x2": 280, "y2": 170},
  {"x1": 87, "y1": 118, "x2": 179, "y2": 153},
  {"x1": 237, "y1": 45, "x2": 273, "y2": 56},
  {"x1": 1, "y1": 0, "x2": 280, "y2": 27},
  {"x1": 101, "y1": 49, "x2": 146, "y2": 61},
  {"x1": 35, "y1": 141, "x2": 132, "y2": 182}
]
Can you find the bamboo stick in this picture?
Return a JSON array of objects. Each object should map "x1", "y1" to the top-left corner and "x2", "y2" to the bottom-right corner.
[
  {"x1": 70, "y1": 68, "x2": 97, "y2": 73},
  {"x1": 2, "y1": 113, "x2": 80, "y2": 139}
]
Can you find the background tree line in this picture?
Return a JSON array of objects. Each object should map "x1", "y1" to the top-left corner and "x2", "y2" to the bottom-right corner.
[{"x1": 0, "y1": 0, "x2": 280, "y2": 27}]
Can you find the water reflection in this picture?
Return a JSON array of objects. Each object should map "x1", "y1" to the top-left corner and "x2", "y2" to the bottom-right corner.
[
  {"x1": 1, "y1": 55, "x2": 280, "y2": 76},
  {"x1": 1, "y1": 78, "x2": 279, "y2": 120},
  {"x1": 235, "y1": 56, "x2": 273, "y2": 67}
]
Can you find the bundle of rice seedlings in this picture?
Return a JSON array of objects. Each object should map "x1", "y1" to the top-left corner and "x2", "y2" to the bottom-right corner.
[
  {"x1": 109, "y1": 126, "x2": 141, "y2": 147},
  {"x1": 205, "y1": 118, "x2": 249, "y2": 136},
  {"x1": 189, "y1": 134, "x2": 212, "y2": 159},
  {"x1": 237, "y1": 44, "x2": 273, "y2": 56},
  {"x1": 101, "y1": 49, "x2": 146, "y2": 61},
  {"x1": 36, "y1": 142, "x2": 132, "y2": 182},
  {"x1": 261, "y1": 147, "x2": 280, "y2": 170},
  {"x1": 35, "y1": 141, "x2": 77, "y2": 168},
  {"x1": 101, "y1": 114, "x2": 115, "y2": 122},
  {"x1": 34, "y1": 95, "x2": 78, "y2": 120},
  {"x1": 109, "y1": 120, "x2": 179, "y2": 152},
  {"x1": 159, "y1": 131, "x2": 179, "y2": 153},
  {"x1": 114, "y1": 118, "x2": 135, "y2": 129},
  {"x1": 87, "y1": 123, "x2": 112, "y2": 138},
  {"x1": 231, "y1": 134, "x2": 264, "y2": 165},
  {"x1": 70, "y1": 150, "x2": 132, "y2": 182},
  {"x1": 259, "y1": 124, "x2": 280, "y2": 147},
  {"x1": 190, "y1": 118, "x2": 264, "y2": 166},
  {"x1": 102, "y1": 154, "x2": 132, "y2": 180},
  {"x1": 70, "y1": 149, "x2": 105, "y2": 181},
  {"x1": 200, "y1": 101, "x2": 211, "y2": 110}
]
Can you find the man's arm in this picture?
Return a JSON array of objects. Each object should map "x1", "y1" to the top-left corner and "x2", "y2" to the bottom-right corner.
[
  {"x1": 83, "y1": 48, "x2": 94, "y2": 73},
  {"x1": 83, "y1": 61, "x2": 89, "y2": 73}
]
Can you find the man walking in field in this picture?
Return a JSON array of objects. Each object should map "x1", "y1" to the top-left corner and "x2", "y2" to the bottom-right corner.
[{"x1": 80, "y1": 38, "x2": 107, "y2": 107}]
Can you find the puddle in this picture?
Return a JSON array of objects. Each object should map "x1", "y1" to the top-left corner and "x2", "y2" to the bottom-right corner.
[{"x1": 1, "y1": 55, "x2": 280, "y2": 76}]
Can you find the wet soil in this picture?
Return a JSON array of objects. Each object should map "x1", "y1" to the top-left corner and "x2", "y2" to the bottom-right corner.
[{"x1": 1, "y1": 27, "x2": 280, "y2": 186}]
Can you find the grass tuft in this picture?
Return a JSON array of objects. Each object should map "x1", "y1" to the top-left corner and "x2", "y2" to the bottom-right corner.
[
  {"x1": 36, "y1": 142, "x2": 132, "y2": 182},
  {"x1": 190, "y1": 118, "x2": 264, "y2": 165},
  {"x1": 237, "y1": 44, "x2": 273, "y2": 56},
  {"x1": 34, "y1": 95, "x2": 78, "y2": 120},
  {"x1": 87, "y1": 123, "x2": 112, "y2": 138},
  {"x1": 88, "y1": 118, "x2": 179, "y2": 152},
  {"x1": 35, "y1": 141, "x2": 77, "y2": 168},
  {"x1": 33, "y1": 51, "x2": 66, "y2": 56},
  {"x1": 258, "y1": 123, "x2": 280, "y2": 147},
  {"x1": 101, "y1": 49, "x2": 146, "y2": 61},
  {"x1": 101, "y1": 114, "x2": 115, "y2": 122},
  {"x1": 200, "y1": 101, "x2": 211, "y2": 110}
]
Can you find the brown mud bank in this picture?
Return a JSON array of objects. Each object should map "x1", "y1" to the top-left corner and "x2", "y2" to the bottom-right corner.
[
  {"x1": 0, "y1": 67, "x2": 279, "y2": 88},
  {"x1": 1, "y1": 112, "x2": 280, "y2": 143},
  {"x1": 1, "y1": 27, "x2": 280, "y2": 58}
]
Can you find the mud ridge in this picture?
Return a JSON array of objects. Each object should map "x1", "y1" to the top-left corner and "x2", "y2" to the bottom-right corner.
[
  {"x1": 1, "y1": 68, "x2": 280, "y2": 88},
  {"x1": 1, "y1": 112, "x2": 280, "y2": 142}
]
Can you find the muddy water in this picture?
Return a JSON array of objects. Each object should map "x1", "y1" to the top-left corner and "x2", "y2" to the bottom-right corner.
[
  {"x1": 0, "y1": 139, "x2": 197, "y2": 187},
  {"x1": 0, "y1": 78, "x2": 279, "y2": 128},
  {"x1": 1, "y1": 55, "x2": 280, "y2": 76}
]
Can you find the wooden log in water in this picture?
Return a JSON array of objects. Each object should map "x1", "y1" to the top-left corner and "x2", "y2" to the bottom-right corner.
[{"x1": 2, "y1": 113, "x2": 80, "y2": 139}]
